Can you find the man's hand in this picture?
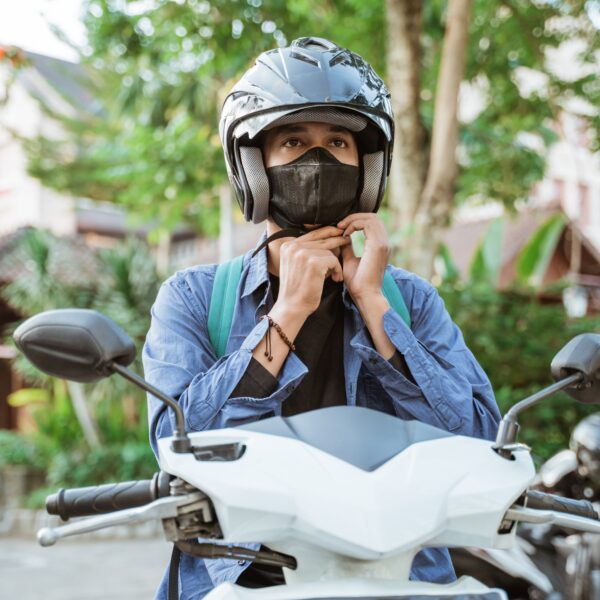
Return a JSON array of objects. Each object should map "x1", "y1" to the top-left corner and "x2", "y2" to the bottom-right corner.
[
  {"x1": 275, "y1": 226, "x2": 350, "y2": 318},
  {"x1": 337, "y1": 213, "x2": 396, "y2": 360},
  {"x1": 338, "y1": 213, "x2": 390, "y2": 303}
]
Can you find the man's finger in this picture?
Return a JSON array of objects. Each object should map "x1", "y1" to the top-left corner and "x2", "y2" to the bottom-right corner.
[
  {"x1": 341, "y1": 219, "x2": 369, "y2": 237},
  {"x1": 322, "y1": 253, "x2": 344, "y2": 282},
  {"x1": 300, "y1": 225, "x2": 345, "y2": 241},
  {"x1": 300, "y1": 237, "x2": 352, "y2": 250},
  {"x1": 337, "y1": 213, "x2": 377, "y2": 229},
  {"x1": 340, "y1": 240, "x2": 358, "y2": 263}
]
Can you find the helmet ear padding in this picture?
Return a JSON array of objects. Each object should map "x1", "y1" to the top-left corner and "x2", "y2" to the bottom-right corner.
[
  {"x1": 239, "y1": 146, "x2": 270, "y2": 224},
  {"x1": 358, "y1": 151, "x2": 384, "y2": 213}
]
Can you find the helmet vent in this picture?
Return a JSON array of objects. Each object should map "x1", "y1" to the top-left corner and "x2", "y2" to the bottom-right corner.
[
  {"x1": 289, "y1": 50, "x2": 320, "y2": 67},
  {"x1": 329, "y1": 51, "x2": 350, "y2": 68},
  {"x1": 294, "y1": 37, "x2": 337, "y2": 52}
]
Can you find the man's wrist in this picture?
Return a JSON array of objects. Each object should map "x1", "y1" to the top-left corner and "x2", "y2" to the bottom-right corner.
[
  {"x1": 353, "y1": 291, "x2": 389, "y2": 315},
  {"x1": 353, "y1": 292, "x2": 395, "y2": 360},
  {"x1": 268, "y1": 301, "x2": 309, "y2": 341}
]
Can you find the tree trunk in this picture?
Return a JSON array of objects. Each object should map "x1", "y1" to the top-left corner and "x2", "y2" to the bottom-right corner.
[
  {"x1": 412, "y1": 0, "x2": 474, "y2": 278},
  {"x1": 66, "y1": 381, "x2": 101, "y2": 449},
  {"x1": 385, "y1": 0, "x2": 427, "y2": 257}
]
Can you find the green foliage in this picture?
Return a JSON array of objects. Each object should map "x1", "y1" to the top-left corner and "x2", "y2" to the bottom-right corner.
[
  {"x1": 0, "y1": 430, "x2": 47, "y2": 470},
  {"x1": 469, "y1": 217, "x2": 504, "y2": 287},
  {"x1": 440, "y1": 282, "x2": 600, "y2": 462},
  {"x1": 0, "y1": 229, "x2": 162, "y2": 495},
  {"x1": 516, "y1": 213, "x2": 566, "y2": 286},
  {"x1": 456, "y1": 0, "x2": 598, "y2": 208},
  {"x1": 23, "y1": 0, "x2": 387, "y2": 235},
  {"x1": 7, "y1": 388, "x2": 51, "y2": 407},
  {"x1": 437, "y1": 242, "x2": 460, "y2": 283},
  {"x1": 21, "y1": 1, "x2": 597, "y2": 236},
  {"x1": 29, "y1": 380, "x2": 83, "y2": 453},
  {"x1": 46, "y1": 442, "x2": 157, "y2": 489}
]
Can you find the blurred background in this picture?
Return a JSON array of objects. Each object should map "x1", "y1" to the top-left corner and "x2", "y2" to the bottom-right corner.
[{"x1": 0, "y1": 0, "x2": 599, "y2": 533}]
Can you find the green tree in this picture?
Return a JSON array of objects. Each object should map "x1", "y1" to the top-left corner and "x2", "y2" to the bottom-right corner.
[
  {"x1": 387, "y1": 0, "x2": 599, "y2": 276},
  {"x1": 17, "y1": 1, "x2": 600, "y2": 273}
]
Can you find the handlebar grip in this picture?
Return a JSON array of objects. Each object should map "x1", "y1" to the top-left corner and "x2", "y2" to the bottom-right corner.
[
  {"x1": 46, "y1": 471, "x2": 171, "y2": 521},
  {"x1": 526, "y1": 489, "x2": 599, "y2": 520}
]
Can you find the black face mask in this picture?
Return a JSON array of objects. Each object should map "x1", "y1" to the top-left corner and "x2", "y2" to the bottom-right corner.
[{"x1": 266, "y1": 147, "x2": 360, "y2": 230}]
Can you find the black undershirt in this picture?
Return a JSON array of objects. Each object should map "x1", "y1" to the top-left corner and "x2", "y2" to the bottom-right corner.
[
  {"x1": 230, "y1": 273, "x2": 413, "y2": 405},
  {"x1": 230, "y1": 273, "x2": 346, "y2": 410},
  {"x1": 232, "y1": 273, "x2": 414, "y2": 589}
]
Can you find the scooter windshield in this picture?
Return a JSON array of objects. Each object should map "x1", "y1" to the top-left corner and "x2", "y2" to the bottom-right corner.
[{"x1": 239, "y1": 405, "x2": 453, "y2": 472}]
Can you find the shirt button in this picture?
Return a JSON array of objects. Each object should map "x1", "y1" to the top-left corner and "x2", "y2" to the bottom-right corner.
[
  {"x1": 369, "y1": 357, "x2": 378, "y2": 365},
  {"x1": 238, "y1": 560, "x2": 247, "y2": 566}
]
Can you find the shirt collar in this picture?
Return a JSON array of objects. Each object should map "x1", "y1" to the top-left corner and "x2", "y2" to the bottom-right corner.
[{"x1": 241, "y1": 230, "x2": 270, "y2": 298}]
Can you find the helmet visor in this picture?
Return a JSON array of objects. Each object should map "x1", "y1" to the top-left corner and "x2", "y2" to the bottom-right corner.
[{"x1": 233, "y1": 104, "x2": 392, "y2": 142}]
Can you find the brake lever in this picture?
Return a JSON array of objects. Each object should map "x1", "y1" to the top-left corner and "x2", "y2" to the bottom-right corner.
[
  {"x1": 505, "y1": 505, "x2": 600, "y2": 534},
  {"x1": 37, "y1": 492, "x2": 207, "y2": 547}
]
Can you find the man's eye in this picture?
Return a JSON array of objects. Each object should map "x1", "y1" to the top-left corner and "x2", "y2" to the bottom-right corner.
[
  {"x1": 331, "y1": 138, "x2": 348, "y2": 148},
  {"x1": 283, "y1": 138, "x2": 302, "y2": 148}
]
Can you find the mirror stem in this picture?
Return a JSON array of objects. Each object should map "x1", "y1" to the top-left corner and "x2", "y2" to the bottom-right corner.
[
  {"x1": 109, "y1": 362, "x2": 191, "y2": 453},
  {"x1": 494, "y1": 372, "x2": 584, "y2": 458}
]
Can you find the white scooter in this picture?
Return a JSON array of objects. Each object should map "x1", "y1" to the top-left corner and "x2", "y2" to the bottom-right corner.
[{"x1": 14, "y1": 309, "x2": 600, "y2": 600}]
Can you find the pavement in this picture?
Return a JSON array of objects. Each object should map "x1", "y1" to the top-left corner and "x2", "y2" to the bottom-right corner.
[{"x1": 0, "y1": 537, "x2": 172, "y2": 599}]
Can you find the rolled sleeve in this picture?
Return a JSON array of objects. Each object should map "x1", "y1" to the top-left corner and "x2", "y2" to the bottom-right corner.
[
  {"x1": 230, "y1": 358, "x2": 279, "y2": 399},
  {"x1": 142, "y1": 271, "x2": 308, "y2": 455},
  {"x1": 351, "y1": 276, "x2": 500, "y2": 440}
]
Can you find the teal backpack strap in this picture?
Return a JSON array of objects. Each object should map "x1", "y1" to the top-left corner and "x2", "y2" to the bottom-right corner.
[
  {"x1": 382, "y1": 270, "x2": 411, "y2": 329},
  {"x1": 208, "y1": 255, "x2": 244, "y2": 358}
]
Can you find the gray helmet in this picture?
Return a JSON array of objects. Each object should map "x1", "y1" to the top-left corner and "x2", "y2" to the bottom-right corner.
[{"x1": 219, "y1": 36, "x2": 394, "y2": 223}]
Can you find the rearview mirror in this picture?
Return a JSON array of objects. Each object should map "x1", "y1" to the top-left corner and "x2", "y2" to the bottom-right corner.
[
  {"x1": 551, "y1": 333, "x2": 600, "y2": 404},
  {"x1": 13, "y1": 309, "x2": 136, "y2": 383}
]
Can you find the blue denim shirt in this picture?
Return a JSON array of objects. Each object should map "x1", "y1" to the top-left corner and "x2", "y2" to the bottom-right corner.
[{"x1": 142, "y1": 233, "x2": 501, "y2": 599}]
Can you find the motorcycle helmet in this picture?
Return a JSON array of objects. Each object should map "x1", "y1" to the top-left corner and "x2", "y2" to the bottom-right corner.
[
  {"x1": 570, "y1": 413, "x2": 600, "y2": 483},
  {"x1": 219, "y1": 36, "x2": 394, "y2": 224}
]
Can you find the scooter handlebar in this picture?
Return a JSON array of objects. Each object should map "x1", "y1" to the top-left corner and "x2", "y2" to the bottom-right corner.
[
  {"x1": 46, "y1": 471, "x2": 171, "y2": 521},
  {"x1": 526, "y1": 489, "x2": 599, "y2": 521}
]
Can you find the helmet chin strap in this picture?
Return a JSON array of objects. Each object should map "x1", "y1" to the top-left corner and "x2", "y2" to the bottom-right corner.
[
  {"x1": 251, "y1": 222, "x2": 342, "y2": 259},
  {"x1": 251, "y1": 227, "x2": 307, "y2": 259}
]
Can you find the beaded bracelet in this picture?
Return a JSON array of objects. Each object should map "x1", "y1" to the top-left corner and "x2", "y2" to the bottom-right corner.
[{"x1": 259, "y1": 315, "x2": 296, "y2": 361}]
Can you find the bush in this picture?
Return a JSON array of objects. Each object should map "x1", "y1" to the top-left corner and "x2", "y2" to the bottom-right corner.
[
  {"x1": 0, "y1": 230, "x2": 161, "y2": 499},
  {"x1": 440, "y1": 282, "x2": 600, "y2": 462},
  {"x1": 46, "y1": 442, "x2": 158, "y2": 489},
  {"x1": 0, "y1": 430, "x2": 48, "y2": 471}
]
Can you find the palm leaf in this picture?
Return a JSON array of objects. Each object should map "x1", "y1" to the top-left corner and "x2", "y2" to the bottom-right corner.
[
  {"x1": 469, "y1": 218, "x2": 505, "y2": 287},
  {"x1": 516, "y1": 213, "x2": 566, "y2": 287}
]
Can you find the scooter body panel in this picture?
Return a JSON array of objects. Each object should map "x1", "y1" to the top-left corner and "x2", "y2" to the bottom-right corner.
[{"x1": 157, "y1": 419, "x2": 535, "y2": 560}]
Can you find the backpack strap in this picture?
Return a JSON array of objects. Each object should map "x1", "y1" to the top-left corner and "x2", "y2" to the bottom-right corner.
[
  {"x1": 208, "y1": 258, "x2": 411, "y2": 358},
  {"x1": 382, "y1": 270, "x2": 411, "y2": 329},
  {"x1": 208, "y1": 254, "x2": 244, "y2": 358}
]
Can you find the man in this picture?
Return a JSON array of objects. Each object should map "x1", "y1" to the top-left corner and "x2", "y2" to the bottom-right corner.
[{"x1": 143, "y1": 36, "x2": 501, "y2": 599}]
